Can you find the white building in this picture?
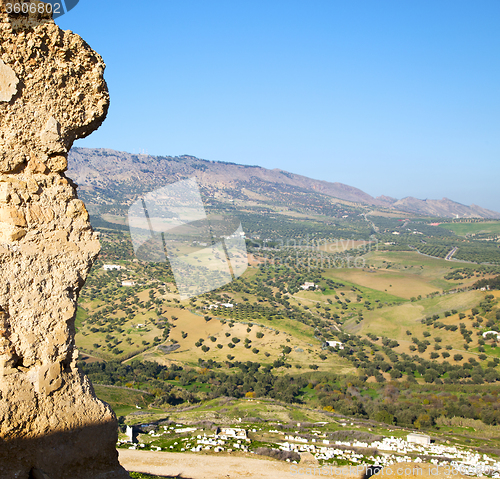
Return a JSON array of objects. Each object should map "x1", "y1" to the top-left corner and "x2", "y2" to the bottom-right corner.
[
  {"x1": 122, "y1": 281, "x2": 136, "y2": 287},
  {"x1": 325, "y1": 341, "x2": 344, "y2": 350},
  {"x1": 301, "y1": 282, "x2": 317, "y2": 290},
  {"x1": 483, "y1": 331, "x2": 500, "y2": 340},
  {"x1": 126, "y1": 425, "x2": 137, "y2": 443},
  {"x1": 209, "y1": 302, "x2": 233, "y2": 309},
  {"x1": 103, "y1": 264, "x2": 122, "y2": 271},
  {"x1": 407, "y1": 433, "x2": 430, "y2": 445},
  {"x1": 220, "y1": 428, "x2": 247, "y2": 439}
]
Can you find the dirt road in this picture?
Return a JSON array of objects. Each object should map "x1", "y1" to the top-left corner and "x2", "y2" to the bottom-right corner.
[
  {"x1": 119, "y1": 451, "x2": 467, "y2": 479},
  {"x1": 119, "y1": 449, "x2": 364, "y2": 478}
]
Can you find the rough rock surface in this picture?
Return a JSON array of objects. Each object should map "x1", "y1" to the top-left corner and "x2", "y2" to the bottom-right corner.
[{"x1": 0, "y1": 3, "x2": 129, "y2": 478}]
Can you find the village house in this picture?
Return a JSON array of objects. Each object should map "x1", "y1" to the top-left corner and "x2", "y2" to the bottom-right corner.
[
  {"x1": 483, "y1": 331, "x2": 500, "y2": 341},
  {"x1": 219, "y1": 427, "x2": 247, "y2": 439},
  {"x1": 324, "y1": 341, "x2": 344, "y2": 350},
  {"x1": 407, "y1": 433, "x2": 431, "y2": 445},
  {"x1": 103, "y1": 264, "x2": 122, "y2": 271}
]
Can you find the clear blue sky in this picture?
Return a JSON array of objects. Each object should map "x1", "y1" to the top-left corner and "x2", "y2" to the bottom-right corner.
[{"x1": 57, "y1": 1, "x2": 500, "y2": 213}]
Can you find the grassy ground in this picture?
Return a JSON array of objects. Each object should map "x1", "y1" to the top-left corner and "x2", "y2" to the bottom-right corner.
[
  {"x1": 138, "y1": 314, "x2": 355, "y2": 374},
  {"x1": 93, "y1": 384, "x2": 157, "y2": 417},
  {"x1": 76, "y1": 240, "x2": 499, "y2": 374},
  {"x1": 345, "y1": 290, "x2": 488, "y2": 363},
  {"x1": 327, "y1": 251, "x2": 475, "y2": 299},
  {"x1": 440, "y1": 221, "x2": 500, "y2": 236}
]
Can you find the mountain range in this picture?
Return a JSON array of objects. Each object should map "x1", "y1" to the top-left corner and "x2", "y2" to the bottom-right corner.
[{"x1": 67, "y1": 148, "x2": 499, "y2": 219}]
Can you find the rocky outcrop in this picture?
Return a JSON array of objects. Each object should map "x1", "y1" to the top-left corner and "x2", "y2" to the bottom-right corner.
[{"x1": 0, "y1": 4, "x2": 128, "y2": 478}]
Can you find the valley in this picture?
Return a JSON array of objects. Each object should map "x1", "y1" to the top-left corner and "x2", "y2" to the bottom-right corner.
[{"x1": 68, "y1": 148, "x2": 500, "y2": 476}]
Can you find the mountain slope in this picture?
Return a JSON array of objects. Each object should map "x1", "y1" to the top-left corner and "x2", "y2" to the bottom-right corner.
[{"x1": 66, "y1": 148, "x2": 499, "y2": 219}]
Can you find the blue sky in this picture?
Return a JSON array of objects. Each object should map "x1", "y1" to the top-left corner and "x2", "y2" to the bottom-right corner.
[{"x1": 58, "y1": 1, "x2": 500, "y2": 212}]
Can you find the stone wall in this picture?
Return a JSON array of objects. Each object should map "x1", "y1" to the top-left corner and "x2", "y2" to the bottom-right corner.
[{"x1": 0, "y1": 2, "x2": 129, "y2": 478}]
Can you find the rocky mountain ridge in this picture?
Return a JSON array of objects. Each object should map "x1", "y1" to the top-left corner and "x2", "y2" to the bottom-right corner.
[{"x1": 67, "y1": 148, "x2": 499, "y2": 219}]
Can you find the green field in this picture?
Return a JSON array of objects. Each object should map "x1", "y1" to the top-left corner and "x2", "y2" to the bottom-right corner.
[
  {"x1": 93, "y1": 384, "x2": 156, "y2": 416},
  {"x1": 440, "y1": 221, "x2": 500, "y2": 236},
  {"x1": 323, "y1": 251, "x2": 473, "y2": 299}
]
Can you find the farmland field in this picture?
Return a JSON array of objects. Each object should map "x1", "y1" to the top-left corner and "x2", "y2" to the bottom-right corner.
[
  {"x1": 440, "y1": 221, "x2": 500, "y2": 236},
  {"x1": 322, "y1": 249, "x2": 472, "y2": 299},
  {"x1": 74, "y1": 211, "x2": 500, "y2": 468}
]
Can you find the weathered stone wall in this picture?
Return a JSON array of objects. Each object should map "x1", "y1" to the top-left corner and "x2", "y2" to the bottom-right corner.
[{"x1": 0, "y1": 2, "x2": 129, "y2": 478}]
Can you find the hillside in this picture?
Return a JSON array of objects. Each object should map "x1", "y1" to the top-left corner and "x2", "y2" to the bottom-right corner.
[
  {"x1": 69, "y1": 146, "x2": 500, "y2": 470},
  {"x1": 67, "y1": 148, "x2": 499, "y2": 219}
]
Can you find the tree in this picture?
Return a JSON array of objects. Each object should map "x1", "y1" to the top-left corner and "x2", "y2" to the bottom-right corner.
[
  {"x1": 414, "y1": 414, "x2": 432, "y2": 429},
  {"x1": 453, "y1": 354, "x2": 463, "y2": 362},
  {"x1": 374, "y1": 410, "x2": 394, "y2": 424},
  {"x1": 389, "y1": 369, "x2": 402, "y2": 379}
]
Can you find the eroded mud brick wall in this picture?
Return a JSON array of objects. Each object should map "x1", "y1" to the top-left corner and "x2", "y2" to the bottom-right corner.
[{"x1": 0, "y1": 2, "x2": 129, "y2": 478}]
